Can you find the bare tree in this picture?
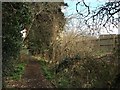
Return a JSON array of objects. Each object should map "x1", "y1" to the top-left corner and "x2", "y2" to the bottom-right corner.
[
  {"x1": 76, "y1": 0, "x2": 120, "y2": 87},
  {"x1": 76, "y1": 0, "x2": 120, "y2": 29}
]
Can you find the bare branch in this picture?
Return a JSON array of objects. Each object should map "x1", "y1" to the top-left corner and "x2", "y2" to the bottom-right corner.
[
  {"x1": 75, "y1": 0, "x2": 120, "y2": 33},
  {"x1": 76, "y1": 0, "x2": 90, "y2": 18}
]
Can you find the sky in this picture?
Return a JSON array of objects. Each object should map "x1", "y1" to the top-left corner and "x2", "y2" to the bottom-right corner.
[
  {"x1": 63, "y1": 0, "x2": 119, "y2": 35},
  {"x1": 64, "y1": 0, "x2": 105, "y2": 16}
]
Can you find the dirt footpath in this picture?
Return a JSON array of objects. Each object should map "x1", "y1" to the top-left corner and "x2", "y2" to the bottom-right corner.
[{"x1": 5, "y1": 57, "x2": 53, "y2": 88}]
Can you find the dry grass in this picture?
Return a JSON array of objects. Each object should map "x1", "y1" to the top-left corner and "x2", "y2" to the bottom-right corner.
[{"x1": 50, "y1": 30, "x2": 98, "y2": 64}]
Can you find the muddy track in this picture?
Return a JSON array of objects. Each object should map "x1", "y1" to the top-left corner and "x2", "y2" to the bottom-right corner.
[{"x1": 5, "y1": 56, "x2": 53, "y2": 88}]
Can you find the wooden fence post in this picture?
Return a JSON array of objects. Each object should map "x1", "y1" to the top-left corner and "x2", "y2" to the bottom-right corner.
[{"x1": 117, "y1": 35, "x2": 120, "y2": 74}]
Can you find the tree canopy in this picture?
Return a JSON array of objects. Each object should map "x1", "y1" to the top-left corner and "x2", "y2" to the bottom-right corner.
[{"x1": 2, "y1": 2, "x2": 32, "y2": 75}]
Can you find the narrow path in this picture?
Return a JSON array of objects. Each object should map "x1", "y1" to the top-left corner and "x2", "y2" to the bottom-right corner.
[
  {"x1": 5, "y1": 56, "x2": 53, "y2": 88},
  {"x1": 22, "y1": 58, "x2": 53, "y2": 88}
]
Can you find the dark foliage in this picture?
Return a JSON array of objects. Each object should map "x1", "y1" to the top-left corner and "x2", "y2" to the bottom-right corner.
[
  {"x1": 2, "y1": 2, "x2": 32, "y2": 76},
  {"x1": 55, "y1": 54, "x2": 81, "y2": 73},
  {"x1": 112, "y1": 73, "x2": 120, "y2": 88},
  {"x1": 26, "y1": 2, "x2": 66, "y2": 57}
]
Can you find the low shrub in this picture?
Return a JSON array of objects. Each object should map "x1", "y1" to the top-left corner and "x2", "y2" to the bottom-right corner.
[{"x1": 9, "y1": 63, "x2": 26, "y2": 80}]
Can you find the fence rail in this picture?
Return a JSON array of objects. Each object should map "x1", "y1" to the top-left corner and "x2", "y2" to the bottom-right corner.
[{"x1": 91, "y1": 34, "x2": 120, "y2": 52}]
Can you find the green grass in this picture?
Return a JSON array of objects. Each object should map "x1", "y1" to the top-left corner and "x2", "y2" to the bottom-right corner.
[
  {"x1": 39, "y1": 60, "x2": 71, "y2": 88},
  {"x1": 39, "y1": 60, "x2": 54, "y2": 80},
  {"x1": 9, "y1": 63, "x2": 26, "y2": 80},
  {"x1": 57, "y1": 75, "x2": 70, "y2": 88}
]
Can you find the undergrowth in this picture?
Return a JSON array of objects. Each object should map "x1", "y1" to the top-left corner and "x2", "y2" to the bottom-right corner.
[
  {"x1": 39, "y1": 59, "x2": 75, "y2": 88},
  {"x1": 9, "y1": 62, "x2": 26, "y2": 80},
  {"x1": 39, "y1": 55, "x2": 117, "y2": 88},
  {"x1": 39, "y1": 60, "x2": 54, "y2": 80}
]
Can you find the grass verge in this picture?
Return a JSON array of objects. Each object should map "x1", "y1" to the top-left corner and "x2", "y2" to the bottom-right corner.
[
  {"x1": 9, "y1": 62, "x2": 26, "y2": 80},
  {"x1": 39, "y1": 60, "x2": 54, "y2": 80},
  {"x1": 39, "y1": 59, "x2": 71, "y2": 88}
]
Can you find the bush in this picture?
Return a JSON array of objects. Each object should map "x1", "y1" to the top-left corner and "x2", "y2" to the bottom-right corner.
[
  {"x1": 48, "y1": 54, "x2": 117, "y2": 88},
  {"x1": 2, "y1": 2, "x2": 32, "y2": 77},
  {"x1": 9, "y1": 63, "x2": 26, "y2": 80}
]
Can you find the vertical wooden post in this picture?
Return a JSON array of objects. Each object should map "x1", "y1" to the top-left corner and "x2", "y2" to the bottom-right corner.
[
  {"x1": 117, "y1": 35, "x2": 120, "y2": 74},
  {"x1": 117, "y1": 0, "x2": 120, "y2": 74}
]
